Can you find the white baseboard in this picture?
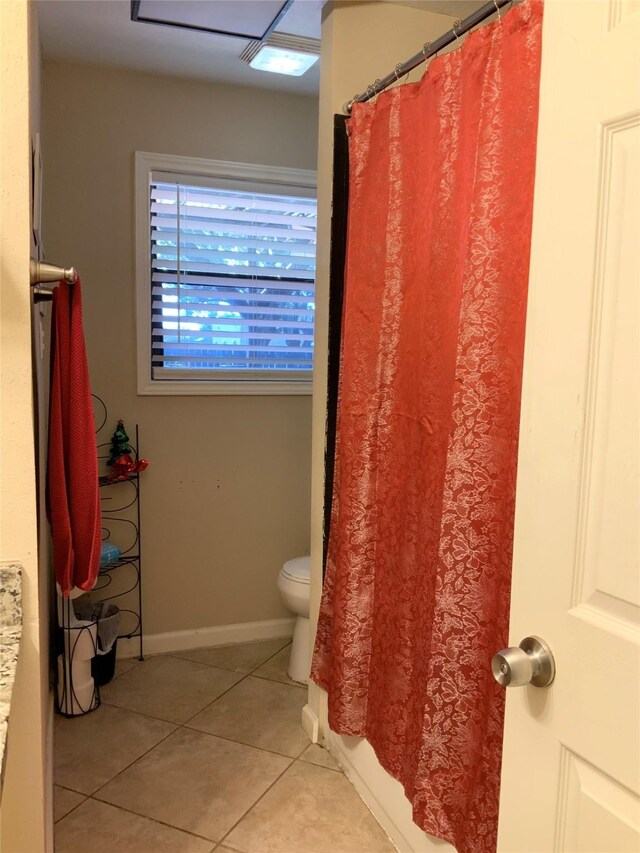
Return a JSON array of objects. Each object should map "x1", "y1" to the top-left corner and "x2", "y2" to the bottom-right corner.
[
  {"x1": 327, "y1": 733, "x2": 455, "y2": 853},
  {"x1": 117, "y1": 617, "x2": 295, "y2": 659},
  {"x1": 45, "y1": 693, "x2": 55, "y2": 853},
  {"x1": 301, "y1": 703, "x2": 319, "y2": 743}
]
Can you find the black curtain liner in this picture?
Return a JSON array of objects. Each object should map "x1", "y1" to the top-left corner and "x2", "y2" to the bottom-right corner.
[{"x1": 323, "y1": 115, "x2": 350, "y2": 571}]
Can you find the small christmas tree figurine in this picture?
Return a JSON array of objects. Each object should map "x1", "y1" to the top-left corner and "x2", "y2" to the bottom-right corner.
[
  {"x1": 107, "y1": 420, "x2": 132, "y2": 468},
  {"x1": 107, "y1": 419, "x2": 149, "y2": 480}
]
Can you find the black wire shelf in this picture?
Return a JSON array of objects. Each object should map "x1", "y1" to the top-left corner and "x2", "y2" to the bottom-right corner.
[
  {"x1": 94, "y1": 394, "x2": 144, "y2": 663},
  {"x1": 98, "y1": 555, "x2": 140, "y2": 571},
  {"x1": 54, "y1": 396, "x2": 146, "y2": 719}
]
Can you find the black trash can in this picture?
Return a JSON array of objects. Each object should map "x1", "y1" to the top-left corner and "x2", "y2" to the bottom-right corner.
[
  {"x1": 74, "y1": 598, "x2": 121, "y2": 686},
  {"x1": 92, "y1": 638, "x2": 118, "y2": 686}
]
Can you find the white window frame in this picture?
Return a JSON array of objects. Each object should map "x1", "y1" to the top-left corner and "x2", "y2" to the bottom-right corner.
[{"x1": 135, "y1": 151, "x2": 317, "y2": 396}]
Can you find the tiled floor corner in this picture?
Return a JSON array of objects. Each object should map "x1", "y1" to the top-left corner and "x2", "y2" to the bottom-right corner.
[{"x1": 54, "y1": 638, "x2": 395, "y2": 853}]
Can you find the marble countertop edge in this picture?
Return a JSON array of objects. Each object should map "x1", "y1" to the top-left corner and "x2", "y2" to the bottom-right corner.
[{"x1": 0, "y1": 561, "x2": 24, "y2": 793}]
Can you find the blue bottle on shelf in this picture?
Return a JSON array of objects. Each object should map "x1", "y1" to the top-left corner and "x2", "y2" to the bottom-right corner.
[{"x1": 99, "y1": 541, "x2": 121, "y2": 568}]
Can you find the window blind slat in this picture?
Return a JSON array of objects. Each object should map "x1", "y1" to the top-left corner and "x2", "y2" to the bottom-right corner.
[
  {"x1": 153, "y1": 336, "x2": 313, "y2": 347},
  {"x1": 153, "y1": 354, "x2": 313, "y2": 367},
  {"x1": 153, "y1": 304, "x2": 314, "y2": 320},
  {"x1": 151, "y1": 327, "x2": 313, "y2": 349},
  {"x1": 151, "y1": 230, "x2": 316, "y2": 253},
  {"x1": 151, "y1": 274, "x2": 313, "y2": 292},
  {"x1": 149, "y1": 178, "x2": 316, "y2": 378},
  {"x1": 152, "y1": 289, "x2": 313, "y2": 307},
  {"x1": 154, "y1": 347, "x2": 311, "y2": 359},
  {"x1": 152, "y1": 247, "x2": 315, "y2": 267},
  {"x1": 152, "y1": 224, "x2": 316, "y2": 244},
  {"x1": 153, "y1": 316, "x2": 312, "y2": 332},
  {"x1": 150, "y1": 200, "x2": 315, "y2": 228},
  {"x1": 152, "y1": 188, "x2": 317, "y2": 216},
  {"x1": 151, "y1": 216, "x2": 315, "y2": 242},
  {"x1": 152, "y1": 368, "x2": 311, "y2": 382},
  {"x1": 152, "y1": 260, "x2": 313, "y2": 280}
]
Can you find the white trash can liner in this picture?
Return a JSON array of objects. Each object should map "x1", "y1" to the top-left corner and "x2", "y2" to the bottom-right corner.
[{"x1": 73, "y1": 599, "x2": 120, "y2": 655}]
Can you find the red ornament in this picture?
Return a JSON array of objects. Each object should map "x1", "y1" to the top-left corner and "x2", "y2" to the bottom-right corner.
[
  {"x1": 108, "y1": 454, "x2": 149, "y2": 480},
  {"x1": 108, "y1": 454, "x2": 134, "y2": 480}
]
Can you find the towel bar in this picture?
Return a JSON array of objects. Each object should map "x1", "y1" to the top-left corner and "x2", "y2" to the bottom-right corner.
[{"x1": 30, "y1": 260, "x2": 78, "y2": 303}]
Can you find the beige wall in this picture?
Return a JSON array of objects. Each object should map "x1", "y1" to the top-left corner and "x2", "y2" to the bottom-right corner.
[
  {"x1": 0, "y1": 1, "x2": 49, "y2": 849},
  {"x1": 41, "y1": 63, "x2": 318, "y2": 636}
]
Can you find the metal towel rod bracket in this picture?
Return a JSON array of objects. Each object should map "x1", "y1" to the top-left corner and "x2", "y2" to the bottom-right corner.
[{"x1": 30, "y1": 260, "x2": 78, "y2": 303}]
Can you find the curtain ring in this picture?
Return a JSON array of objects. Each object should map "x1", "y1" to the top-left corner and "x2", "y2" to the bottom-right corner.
[
  {"x1": 453, "y1": 20, "x2": 462, "y2": 42},
  {"x1": 421, "y1": 42, "x2": 434, "y2": 80},
  {"x1": 494, "y1": 0, "x2": 502, "y2": 20},
  {"x1": 394, "y1": 63, "x2": 403, "y2": 83},
  {"x1": 347, "y1": 92, "x2": 359, "y2": 114}
]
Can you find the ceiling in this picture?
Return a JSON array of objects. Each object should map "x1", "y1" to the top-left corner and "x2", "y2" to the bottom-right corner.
[{"x1": 37, "y1": 0, "x2": 484, "y2": 97}]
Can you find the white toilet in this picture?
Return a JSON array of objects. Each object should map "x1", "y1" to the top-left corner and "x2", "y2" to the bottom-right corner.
[{"x1": 277, "y1": 555, "x2": 311, "y2": 683}]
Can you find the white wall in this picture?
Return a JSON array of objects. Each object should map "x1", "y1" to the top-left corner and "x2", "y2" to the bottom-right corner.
[
  {"x1": 41, "y1": 62, "x2": 319, "y2": 639},
  {"x1": 308, "y1": 3, "x2": 456, "y2": 850}
]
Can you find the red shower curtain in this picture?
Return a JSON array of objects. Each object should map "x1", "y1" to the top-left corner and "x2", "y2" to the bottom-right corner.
[{"x1": 311, "y1": 3, "x2": 543, "y2": 852}]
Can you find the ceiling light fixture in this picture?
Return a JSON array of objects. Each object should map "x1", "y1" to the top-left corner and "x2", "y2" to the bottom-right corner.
[{"x1": 249, "y1": 45, "x2": 319, "y2": 76}]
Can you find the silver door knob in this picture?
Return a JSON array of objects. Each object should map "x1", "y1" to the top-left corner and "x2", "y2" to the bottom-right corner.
[{"x1": 491, "y1": 635, "x2": 555, "y2": 688}]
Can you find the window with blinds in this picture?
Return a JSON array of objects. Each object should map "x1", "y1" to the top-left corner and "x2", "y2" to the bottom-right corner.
[{"x1": 148, "y1": 173, "x2": 317, "y2": 386}]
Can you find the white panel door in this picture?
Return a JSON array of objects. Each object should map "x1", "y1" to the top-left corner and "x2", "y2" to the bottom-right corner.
[{"x1": 498, "y1": 0, "x2": 640, "y2": 850}]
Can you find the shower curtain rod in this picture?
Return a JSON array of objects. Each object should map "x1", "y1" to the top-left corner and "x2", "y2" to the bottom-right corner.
[{"x1": 344, "y1": 0, "x2": 513, "y2": 113}]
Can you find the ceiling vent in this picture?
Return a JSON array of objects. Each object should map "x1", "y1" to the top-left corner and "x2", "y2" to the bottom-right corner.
[{"x1": 239, "y1": 33, "x2": 321, "y2": 65}]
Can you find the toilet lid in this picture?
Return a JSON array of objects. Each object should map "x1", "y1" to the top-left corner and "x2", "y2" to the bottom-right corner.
[{"x1": 281, "y1": 555, "x2": 311, "y2": 583}]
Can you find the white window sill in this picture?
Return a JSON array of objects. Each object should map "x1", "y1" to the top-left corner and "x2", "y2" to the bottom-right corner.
[{"x1": 137, "y1": 379, "x2": 313, "y2": 396}]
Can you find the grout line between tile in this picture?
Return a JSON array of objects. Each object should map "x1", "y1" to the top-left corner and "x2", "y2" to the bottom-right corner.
[
  {"x1": 99, "y1": 697, "x2": 188, "y2": 726},
  {"x1": 110, "y1": 661, "x2": 140, "y2": 682},
  {"x1": 102, "y1": 646, "x2": 302, "y2": 725},
  {"x1": 52, "y1": 779, "x2": 92, "y2": 798},
  {"x1": 182, "y1": 720, "x2": 309, "y2": 761},
  {"x1": 216, "y1": 755, "x2": 296, "y2": 849},
  {"x1": 85, "y1": 795, "x2": 218, "y2": 845},
  {"x1": 216, "y1": 842, "x2": 249, "y2": 853},
  {"x1": 162, "y1": 638, "x2": 292, "y2": 674},
  {"x1": 88, "y1": 724, "x2": 179, "y2": 797},
  {"x1": 53, "y1": 790, "x2": 88, "y2": 824},
  {"x1": 249, "y1": 671, "x2": 307, "y2": 690},
  {"x1": 247, "y1": 644, "x2": 308, "y2": 690},
  {"x1": 100, "y1": 666, "x2": 304, "y2": 737},
  {"x1": 89, "y1": 695, "x2": 309, "y2": 765},
  {"x1": 55, "y1": 782, "x2": 87, "y2": 795},
  {"x1": 180, "y1": 672, "x2": 253, "y2": 725},
  {"x1": 55, "y1": 643, "x2": 313, "y2": 840},
  {"x1": 104, "y1": 647, "x2": 293, "y2": 731},
  {"x1": 246, "y1": 640, "x2": 293, "y2": 672},
  {"x1": 182, "y1": 674, "x2": 306, "y2": 732},
  {"x1": 100, "y1": 663, "x2": 246, "y2": 726},
  {"x1": 295, "y1": 751, "x2": 342, "y2": 772}
]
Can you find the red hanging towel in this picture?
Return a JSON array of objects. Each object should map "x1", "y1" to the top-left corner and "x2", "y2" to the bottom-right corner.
[{"x1": 47, "y1": 278, "x2": 101, "y2": 596}]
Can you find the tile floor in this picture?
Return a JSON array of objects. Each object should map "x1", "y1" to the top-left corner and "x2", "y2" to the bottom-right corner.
[{"x1": 54, "y1": 638, "x2": 396, "y2": 853}]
